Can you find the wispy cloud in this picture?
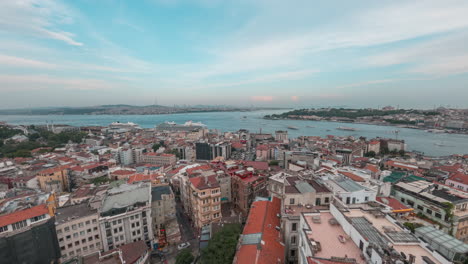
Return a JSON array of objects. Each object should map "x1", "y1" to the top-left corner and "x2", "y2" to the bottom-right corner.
[
  {"x1": 251, "y1": 96, "x2": 274, "y2": 102},
  {"x1": 0, "y1": 0, "x2": 83, "y2": 46},
  {"x1": 0, "y1": 74, "x2": 118, "y2": 91},
  {"x1": 0, "y1": 54, "x2": 56, "y2": 69}
]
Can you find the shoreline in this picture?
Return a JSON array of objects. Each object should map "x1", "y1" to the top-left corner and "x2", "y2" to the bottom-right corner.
[{"x1": 263, "y1": 117, "x2": 468, "y2": 136}]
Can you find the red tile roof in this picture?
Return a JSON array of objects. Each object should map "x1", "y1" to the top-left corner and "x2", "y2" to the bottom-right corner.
[
  {"x1": 338, "y1": 171, "x2": 365, "y2": 182},
  {"x1": 447, "y1": 173, "x2": 468, "y2": 185},
  {"x1": 376, "y1": 197, "x2": 412, "y2": 212},
  {"x1": 364, "y1": 164, "x2": 379, "y2": 173},
  {"x1": 0, "y1": 204, "x2": 48, "y2": 227},
  {"x1": 189, "y1": 175, "x2": 219, "y2": 190},
  {"x1": 234, "y1": 197, "x2": 285, "y2": 264},
  {"x1": 127, "y1": 173, "x2": 161, "y2": 184},
  {"x1": 243, "y1": 161, "x2": 269, "y2": 171}
]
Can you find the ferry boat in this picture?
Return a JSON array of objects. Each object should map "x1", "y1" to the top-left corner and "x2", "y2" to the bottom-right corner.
[{"x1": 336, "y1": 126, "x2": 358, "y2": 131}]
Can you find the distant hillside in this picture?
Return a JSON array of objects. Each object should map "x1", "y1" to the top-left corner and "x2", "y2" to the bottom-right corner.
[{"x1": 0, "y1": 105, "x2": 285, "y2": 115}]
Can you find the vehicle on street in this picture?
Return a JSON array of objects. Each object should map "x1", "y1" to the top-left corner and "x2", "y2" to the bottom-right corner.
[{"x1": 177, "y1": 242, "x2": 191, "y2": 250}]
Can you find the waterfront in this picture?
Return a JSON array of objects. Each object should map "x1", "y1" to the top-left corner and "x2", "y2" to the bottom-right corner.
[{"x1": 1, "y1": 110, "x2": 467, "y2": 157}]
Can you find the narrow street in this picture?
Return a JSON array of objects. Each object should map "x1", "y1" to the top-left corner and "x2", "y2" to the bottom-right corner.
[{"x1": 152, "y1": 199, "x2": 199, "y2": 264}]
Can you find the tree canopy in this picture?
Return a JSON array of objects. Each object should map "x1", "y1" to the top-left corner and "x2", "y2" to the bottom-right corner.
[
  {"x1": 200, "y1": 223, "x2": 242, "y2": 264},
  {"x1": 175, "y1": 248, "x2": 194, "y2": 264}
]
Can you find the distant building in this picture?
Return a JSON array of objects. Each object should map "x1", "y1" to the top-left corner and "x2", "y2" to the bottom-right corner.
[
  {"x1": 196, "y1": 142, "x2": 232, "y2": 161},
  {"x1": 275, "y1": 130, "x2": 289, "y2": 143},
  {"x1": 140, "y1": 152, "x2": 177, "y2": 166},
  {"x1": 37, "y1": 165, "x2": 71, "y2": 193}
]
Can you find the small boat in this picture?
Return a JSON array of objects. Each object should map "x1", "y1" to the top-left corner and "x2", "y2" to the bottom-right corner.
[
  {"x1": 336, "y1": 126, "x2": 358, "y2": 131},
  {"x1": 242, "y1": 116, "x2": 247, "y2": 119},
  {"x1": 306, "y1": 125, "x2": 315, "y2": 128},
  {"x1": 338, "y1": 235, "x2": 346, "y2": 243},
  {"x1": 287, "y1": 126, "x2": 299, "y2": 130}
]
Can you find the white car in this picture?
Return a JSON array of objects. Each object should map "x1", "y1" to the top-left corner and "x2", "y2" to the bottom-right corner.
[{"x1": 177, "y1": 242, "x2": 191, "y2": 250}]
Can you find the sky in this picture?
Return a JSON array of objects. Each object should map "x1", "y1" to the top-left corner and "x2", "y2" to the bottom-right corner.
[{"x1": 1, "y1": 0, "x2": 468, "y2": 109}]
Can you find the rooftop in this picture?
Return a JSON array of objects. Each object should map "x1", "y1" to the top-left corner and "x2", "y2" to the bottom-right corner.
[
  {"x1": 101, "y1": 182, "x2": 150, "y2": 215},
  {"x1": 151, "y1": 185, "x2": 172, "y2": 202},
  {"x1": 56, "y1": 203, "x2": 97, "y2": 224},
  {"x1": 0, "y1": 204, "x2": 48, "y2": 227},
  {"x1": 304, "y1": 212, "x2": 363, "y2": 263}
]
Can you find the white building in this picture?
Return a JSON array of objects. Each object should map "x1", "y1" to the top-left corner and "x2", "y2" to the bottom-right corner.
[{"x1": 98, "y1": 182, "x2": 154, "y2": 251}]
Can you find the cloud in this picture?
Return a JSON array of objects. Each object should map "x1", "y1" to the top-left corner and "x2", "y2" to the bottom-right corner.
[
  {"x1": 0, "y1": 54, "x2": 56, "y2": 69},
  {"x1": 251, "y1": 96, "x2": 274, "y2": 102},
  {"x1": 0, "y1": 0, "x2": 83, "y2": 46},
  {"x1": 0, "y1": 74, "x2": 117, "y2": 91},
  {"x1": 365, "y1": 32, "x2": 468, "y2": 76}
]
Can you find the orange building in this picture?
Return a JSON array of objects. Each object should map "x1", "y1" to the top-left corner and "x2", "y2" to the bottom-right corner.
[{"x1": 37, "y1": 166, "x2": 70, "y2": 193}]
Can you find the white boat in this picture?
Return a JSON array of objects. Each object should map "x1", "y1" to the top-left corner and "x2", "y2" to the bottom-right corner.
[
  {"x1": 184, "y1": 121, "x2": 206, "y2": 127},
  {"x1": 336, "y1": 126, "x2": 358, "y2": 131}
]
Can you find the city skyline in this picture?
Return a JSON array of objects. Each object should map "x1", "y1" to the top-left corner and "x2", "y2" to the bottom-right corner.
[{"x1": 1, "y1": 0, "x2": 468, "y2": 108}]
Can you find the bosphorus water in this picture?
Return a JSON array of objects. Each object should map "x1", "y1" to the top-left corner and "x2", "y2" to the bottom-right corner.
[{"x1": 1, "y1": 110, "x2": 467, "y2": 157}]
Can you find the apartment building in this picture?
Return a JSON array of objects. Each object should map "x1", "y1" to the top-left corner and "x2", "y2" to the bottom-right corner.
[
  {"x1": 188, "y1": 175, "x2": 222, "y2": 229},
  {"x1": 0, "y1": 204, "x2": 60, "y2": 263},
  {"x1": 37, "y1": 165, "x2": 71, "y2": 193},
  {"x1": 98, "y1": 182, "x2": 154, "y2": 250},
  {"x1": 55, "y1": 203, "x2": 102, "y2": 261},
  {"x1": 141, "y1": 152, "x2": 177, "y2": 166},
  {"x1": 393, "y1": 180, "x2": 468, "y2": 241},
  {"x1": 151, "y1": 185, "x2": 177, "y2": 244}
]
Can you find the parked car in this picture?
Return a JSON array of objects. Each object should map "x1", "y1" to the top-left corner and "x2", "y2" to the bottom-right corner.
[{"x1": 177, "y1": 242, "x2": 191, "y2": 250}]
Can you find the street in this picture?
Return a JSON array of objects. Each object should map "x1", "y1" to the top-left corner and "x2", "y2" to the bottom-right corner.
[{"x1": 152, "y1": 199, "x2": 199, "y2": 264}]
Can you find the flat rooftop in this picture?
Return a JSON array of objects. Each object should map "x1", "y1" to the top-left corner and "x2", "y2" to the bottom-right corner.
[
  {"x1": 101, "y1": 182, "x2": 150, "y2": 214},
  {"x1": 56, "y1": 203, "x2": 97, "y2": 224},
  {"x1": 304, "y1": 212, "x2": 364, "y2": 263},
  {"x1": 343, "y1": 209, "x2": 441, "y2": 264}
]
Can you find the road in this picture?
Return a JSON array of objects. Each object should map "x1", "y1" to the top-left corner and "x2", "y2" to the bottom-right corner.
[{"x1": 152, "y1": 200, "x2": 199, "y2": 264}]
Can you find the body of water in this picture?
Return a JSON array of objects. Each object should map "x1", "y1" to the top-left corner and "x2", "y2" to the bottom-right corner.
[{"x1": 1, "y1": 110, "x2": 467, "y2": 157}]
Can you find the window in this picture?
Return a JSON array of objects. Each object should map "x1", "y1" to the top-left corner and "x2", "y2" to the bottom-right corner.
[
  {"x1": 291, "y1": 223, "x2": 297, "y2": 232},
  {"x1": 93, "y1": 227, "x2": 98, "y2": 231},
  {"x1": 435, "y1": 213, "x2": 442, "y2": 219},
  {"x1": 426, "y1": 209, "x2": 432, "y2": 215},
  {"x1": 316, "y1": 198, "x2": 321, "y2": 206},
  {"x1": 67, "y1": 243, "x2": 72, "y2": 248},
  {"x1": 87, "y1": 228, "x2": 91, "y2": 233},
  {"x1": 118, "y1": 219, "x2": 122, "y2": 224},
  {"x1": 78, "y1": 223, "x2": 84, "y2": 228},
  {"x1": 92, "y1": 219, "x2": 97, "y2": 224},
  {"x1": 60, "y1": 246, "x2": 65, "y2": 250},
  {"x1": 88, "y1": 237, "x2": 93, "y2": 242},
  {"x1": 12, "y1": 220, "x2": 27, "y2": 230},
  {"x1": 417, "y1": 205, "x2": 423, "y2": 210},
  {"x1": 66, "y1": 235, "x2": 71, "y2": 240},
  {"x1": 59, "y1": 238, "x2": 64, "y2": 242},
  {"x1": 72, "y1": 224, "x2": 77, "y2": 230},
  {"x1": 119, "y1": 226, "x2": 123, "y2": 232},
  {"x1": 80, "y1": 231, "x2": 85, "y2": 236},
  {"x1": 75, "y1": 241, "x2": 79, "y2": 246},
  {"x1": 73, "y1": 233, "x2": 78, "y2": 238},
  {"x1": 85, "y1": 220, "x2": 90, "y2": 225},
  {"x1": 291, "y1": 236, "x2": 297, "y2": 245},
  {"x1": 64, "y1": 227, "x2": 70, "y2": 232},
  {"x1": 325, "y1": 197, "x2": 330, "y2": 204},
  {"x1": 112, "y1": 220, "x2": 117, "y2": 225},
  {"x1": 364, "y1": 196, "x2": 369, "y2": 202},
  {"x1": 95, "y1": 235, "x2": 99, "y2": 239},
  {"x1": 401, "y1": 198, "x2": 405, "y2": 203},
  {"x1": 290, "y1": 249, "x2": 296, "y2": 257},
  {"x1": 81, "y1": 239, "x2": 86, "y2": 244},
  {"x1": 290, "y1": 198, "x2": 295, "y2": 205},
  {"x1": 56, "y1": 229, "x2": 62, "y2": 234},
  {"x1": 0, "y1": 226, "x2": 8, "y2": 233}
]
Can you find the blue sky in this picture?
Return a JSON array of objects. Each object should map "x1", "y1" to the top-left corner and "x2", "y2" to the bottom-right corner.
[{"x1": 1, "y1": 0, "x2": 468, "y2": 109}]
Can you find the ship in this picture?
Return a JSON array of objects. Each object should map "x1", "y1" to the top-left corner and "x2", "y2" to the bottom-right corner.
[
  {"x1": 306, "y1": 125, "x2": 315, "y2": 128},
  {"x1": 287, "y1": 126, "x2": 299, "y2": 130},
  {"x1": 336, "y1": 126, "x2": 358, "y2": 131}
]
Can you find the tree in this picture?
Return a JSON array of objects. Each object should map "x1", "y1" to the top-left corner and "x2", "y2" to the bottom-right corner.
[
  {"x1": 176, "y1": 248, "x2": 194, "y2": 264},
  {"x1": 200, "y1": 224, "x2": 242, "y2": 264},
  {"x1": 364, "y1": 151, "x2": 376, "y2": 158},
  {"x1": 399, "y1": 149, "x2": 405, "y2": 156},
  {"x1": 269, "y1": 160, "x2": 279, "y2": 166},
  {"x1": 152, "y1": 143, "x2": 161, "y2": 152}
]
